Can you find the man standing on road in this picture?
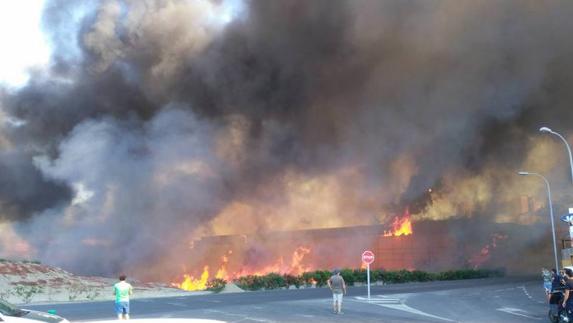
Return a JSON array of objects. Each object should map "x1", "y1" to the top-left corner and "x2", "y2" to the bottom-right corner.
[
  {"x1": 113, "y1": 274, "x2": 133, "y2": 320},
  {"x1": 561, "y1": 269, "x2": 573, "y2": 320},
  {"x1": 327, "y1": 269, "x2": 346, "y2": 314}
]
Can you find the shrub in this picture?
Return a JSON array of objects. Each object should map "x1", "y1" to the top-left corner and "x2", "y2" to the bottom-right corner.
[
  {"x1": 352, "y1": 269, "x2": 368, "y2": 284},
  {"x1": 380, "y1": 270, "x2": 405, "y2": 283},
  {"x1": 340, "y1": 269, "x2": 356, "y2": 286},
  {"x1": 316, "y1": 270, "x2": 333, "y2": 287},
  {"x1": 283, "y1": 274, "x2": 304, "y2": 288},
  {"x1": 206, "y1": 278, "x2": 227, "y2": 293},
  {"x1": 262, "y1": 273, "x2": 286, "y2": 289},
  {"x1": 14, "y1": 285, "x2": 44, "y2": 304},
  {"x1": 411, "y1": 270, "x2": 433, "y2": 282},
  {"x1": 67, "y1": 282, "x2": 88, "y2": 301},
  {"x1": 427, "y1": 268, "x2": 497, "y2": 282},
  {"x1": 301, "y1": 272, "x2": 316, "y2": 286},
  {"x1": 234, "y1": 275, "x2": 265, "y2": 291},
  {"x1": 371, "y1": 269, "x2": 383, "y2": 282},
  {"x1": 231, "y1": 267, "x2": 504, "y2": 291},
  {"x1": 301, "y1": 271, "x2": 328, "y2": 287}
]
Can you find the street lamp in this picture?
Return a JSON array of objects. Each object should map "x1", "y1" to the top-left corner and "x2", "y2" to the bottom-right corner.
[
  {"x1": 518, "y1": 171, "x2": 559, "y2": 271},
  {"x1": 539, "y1": 127, "x2": 573, "y2": 184}
]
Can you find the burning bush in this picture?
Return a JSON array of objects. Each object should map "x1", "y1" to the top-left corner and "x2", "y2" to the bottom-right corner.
[
  {"x1": 300, "y1": 270, "x2": 330, "y2": 287},
  {"x1": 206, "y1": 278, "x2": 226, "y2": 293},
  {"x1": 234, "y1": 275, "x2": 265, "y2": 291},
  {"x1": 283, "y1": 274, "x2": 304, "y2": 288}
]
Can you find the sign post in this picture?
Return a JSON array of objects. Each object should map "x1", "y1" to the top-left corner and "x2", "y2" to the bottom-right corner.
[
  {"x1": 361, "y1": 250, "x2": 375, "y2": 301},
  {"x1": 561, "y1": 208, "x2": 573, "y2": 248}
]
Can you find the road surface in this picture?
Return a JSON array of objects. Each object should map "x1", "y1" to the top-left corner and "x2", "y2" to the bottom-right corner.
[{"x1": 26, "y1": 277, "x2": 548, "y2": 322}]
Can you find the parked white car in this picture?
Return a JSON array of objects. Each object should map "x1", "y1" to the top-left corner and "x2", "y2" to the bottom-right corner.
[{"x1": 0, "y1": 299, "x2": 69, "y2": 323}]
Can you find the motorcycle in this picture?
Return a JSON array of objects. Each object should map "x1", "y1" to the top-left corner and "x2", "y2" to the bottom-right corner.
[{"x1": 549, "y1": 290, "x2": 570, "y2": 323}]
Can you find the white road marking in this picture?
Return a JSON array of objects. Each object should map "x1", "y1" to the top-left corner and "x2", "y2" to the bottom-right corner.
[
  {"x1": 354, "y1": 295, "x2": 455, "y2": 322},
  {"x1": 355, "y1": 296, "x2": 401, "y2": 304},
  {"x1": 518, "y1": 285, "x2": 545, "y2": 304},
  {"x1": 518, "y1": 285, "x2": 534, "y2": 300},
  {"x1": 497, "y1": 307, "x2": 540, "y2": 320},
  {"x1": 166, "y1": 302, "x2": 188, "y2": 307}
]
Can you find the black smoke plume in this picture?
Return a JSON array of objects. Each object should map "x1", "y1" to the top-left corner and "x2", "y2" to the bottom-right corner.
[{"x1": 0, "y1": 0, "x2": 572, "y2": 277}]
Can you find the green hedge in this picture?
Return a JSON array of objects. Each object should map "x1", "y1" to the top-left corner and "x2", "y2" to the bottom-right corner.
[
  {"x1": 230, "y1": 268, "x2": 504, "y2": 291},
  {"x1": 206, "y1": 278, "x2": 227, "y2": 293}
]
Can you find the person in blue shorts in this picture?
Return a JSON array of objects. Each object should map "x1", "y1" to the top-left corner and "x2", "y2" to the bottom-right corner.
[{"x1": 113, "y1": 274, "x2": 133, "y2": 320}]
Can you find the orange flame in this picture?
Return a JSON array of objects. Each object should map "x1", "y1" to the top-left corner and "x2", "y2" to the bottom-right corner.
[
  {"x1": 291, "y1": 246, "x2": 311, "y2": 274},
  {"x1": 383, "y1": 210, "x2": 413, "y2": 237},
  {"x1": 468, "y1": 233, "x2": 508, "y2": 268},
  {"x1": 176, "y1": 265, "x2": 210, "y2": 291},
  {"x1": 174, "y1": 246, "x2": 312, "y2": 291},
  {"x1": 215, "y1": 254, "x2": 229, "y2": 280}
]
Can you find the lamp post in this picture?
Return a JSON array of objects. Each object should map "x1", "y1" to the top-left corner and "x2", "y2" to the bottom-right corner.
[
  {"x1": 539, "y1": 127, "x2": 573, "y2": 185},
  {"x1": 518, "y1": 171, "x2": 559, "y2": 270}
]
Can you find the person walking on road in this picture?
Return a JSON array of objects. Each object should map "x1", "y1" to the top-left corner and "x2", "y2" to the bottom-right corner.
[
  {"x1": 113, "y1": 274, "x2": 133, "y2": 320},
  {"x1": 327, "y1": 269, "x2": 346, "y2": 314}
]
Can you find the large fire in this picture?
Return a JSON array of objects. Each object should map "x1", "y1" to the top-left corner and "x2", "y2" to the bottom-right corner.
[
  {"x1": 383, "y1": 209, "x2": 413, "y2": 237},
  {"x1": 178, "y1": 265, "x2": 210, "y2": 291},
  {"x1": 174, "y1": 211, "x2": 414, "y2": 291},
  {"x1": 175, "y1": 246, "x2": 313, "y2": 291}
]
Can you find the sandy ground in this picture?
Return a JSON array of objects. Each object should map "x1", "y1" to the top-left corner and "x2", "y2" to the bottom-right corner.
[{"x1": 0, "y1": 260, "x2": 202, "y2": 305}]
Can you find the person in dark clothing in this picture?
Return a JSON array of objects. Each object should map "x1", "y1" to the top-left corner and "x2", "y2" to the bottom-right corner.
[
  {"x1": 552, "y1": 268, "x2": 564, "y2": 292},
  {"x1": 560, "y1": 269, "x2": 573, "y2": 318}
]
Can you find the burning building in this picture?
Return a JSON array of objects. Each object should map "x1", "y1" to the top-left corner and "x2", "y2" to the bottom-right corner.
[
  {"x1": 173, "y1": 213, "x2": 550, "y2": 290},
  {"x1": 0, "y1": 0, "x2": 572, "y2": 285}
]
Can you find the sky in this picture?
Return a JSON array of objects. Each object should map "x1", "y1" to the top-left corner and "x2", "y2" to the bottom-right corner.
[
  {"x1": 0, "y1": 0, "x2": 50, "y2": 88},
  {"x1": 0, "y1": 0, "x2": 243, "y2": 89}
]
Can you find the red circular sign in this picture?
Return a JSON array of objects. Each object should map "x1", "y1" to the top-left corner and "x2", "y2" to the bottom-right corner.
[{"x1": 362, "y1": 250, "x2": 375, "y2": 264}]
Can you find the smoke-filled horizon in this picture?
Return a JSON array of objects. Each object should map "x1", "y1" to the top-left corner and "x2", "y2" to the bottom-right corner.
[{"x1": 0, "y1": 0, "x2": 572, "y2": 278}]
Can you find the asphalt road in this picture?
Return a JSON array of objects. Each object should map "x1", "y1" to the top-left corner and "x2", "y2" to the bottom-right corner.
[{"x1": 25, "y1": 277, "x2": 548, "y2": 322}]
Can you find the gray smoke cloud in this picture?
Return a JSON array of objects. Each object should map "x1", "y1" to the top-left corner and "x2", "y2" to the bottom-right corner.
[{"x1": 1, "y1": 0, "x2": 573, "y2": 277}]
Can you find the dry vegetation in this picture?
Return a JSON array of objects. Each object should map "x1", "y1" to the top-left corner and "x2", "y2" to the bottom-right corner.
[{"x1": 0, "y1": 259, "x2": 194, "y2": 304}]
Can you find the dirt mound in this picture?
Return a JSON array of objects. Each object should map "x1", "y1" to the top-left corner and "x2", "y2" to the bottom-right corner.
[
  {"x1": 220, "y1": 282, "x2": 245, "y2": 293},
  {"x1": 0, "y1": 260, "x2": 195, "y2": 304}
]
